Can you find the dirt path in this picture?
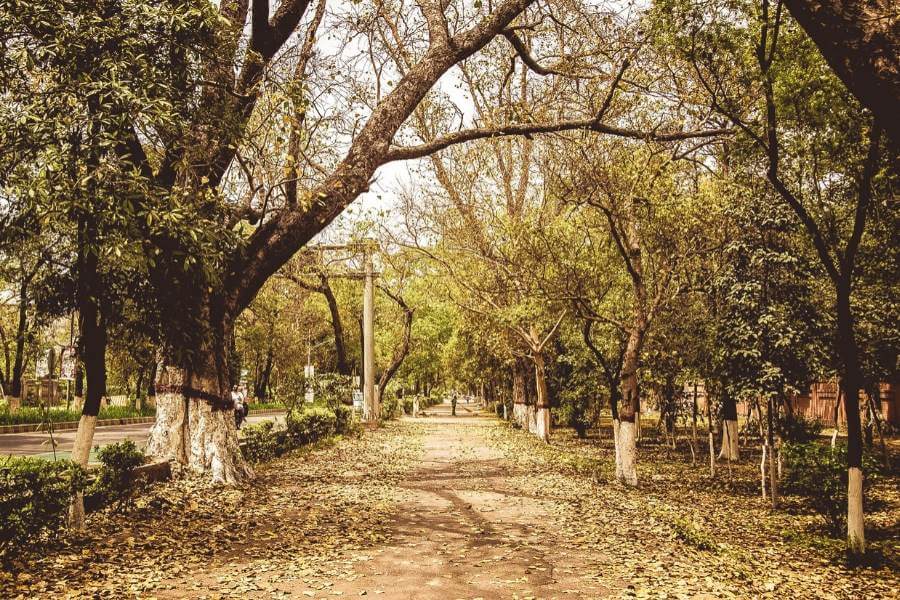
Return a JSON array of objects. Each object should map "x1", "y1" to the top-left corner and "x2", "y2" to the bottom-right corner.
[
  {"x1": 147, "y1": 402, "x2": 612, "y2": 599},
  {"x1": 313, "y1": 402, "x2": 614, "y2": 599}
]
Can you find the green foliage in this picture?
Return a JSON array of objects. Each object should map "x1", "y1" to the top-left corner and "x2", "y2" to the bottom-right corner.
[
  {"x1": 556, "y1": 390, "x2": 597, "y2": 438},
  {"x1": 241, "y1": 421, "x2": 288, "y2": 464},
  {"x1": 286, "y1": 405, "x2": 337, "y2": 445},
  {"x1": 91, "y1": 440, "x2": 146, "y2": 513},
  {"x1": 0, "y1": 457, "x2": 89, "y2": 556},
  {"x1": 332, "y1": 404, "x2": 354, "y2": 435},
  {"x1": 782, "y1": 443, "x2": 880, "y2": 535},
  {"x1": 380, "y1": 395, "x2": 401, "y2": 420},
  {"x1": 0, "y1": 405, "x2": 155, "y2": 426},
  {"x1": 777, "y1": 415, "x2": 824, "y2": 444},
  {"x1": 242, "y1": 405, "x2": 355, "y2": 464}
]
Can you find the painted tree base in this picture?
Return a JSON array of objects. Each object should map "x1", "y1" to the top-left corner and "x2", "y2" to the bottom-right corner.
[
  {"x1": 531, "y1": 407, "x2": 551, "y2": 442},
  {"x1": 617, "y1": 420, "x2": 638, "y2": 486},
  {"x1": 68, "y1": 414, "x2": 97, "y2": 530},
  {"x1": 847, "y1": 466, "x2": 865, "y2": 554},
  {"x1": 147, "y1": 391, "x2": 252, "y2": 485},
  {"x1": 719, "y1": 419, "x2": 740, "y2": 460}
]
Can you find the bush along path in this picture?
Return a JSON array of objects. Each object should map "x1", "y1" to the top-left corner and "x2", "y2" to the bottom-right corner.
[{"x1": 2, "y1": 403, "x2": 897, "y2": 599}]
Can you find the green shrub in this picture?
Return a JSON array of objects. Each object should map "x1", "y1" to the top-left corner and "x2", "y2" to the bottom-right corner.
[
  {"x1": 332, "y1": 404, "x2": 354, "y2": 434},
  {"x1": 91, "y1": 441, "x2": 146, "y2": 513},
  {"x1": 100, "y1": 405, "x2": 156, "y2": 419},
  {"x1": 286, "y1": 405, "x2": 336, "y2": 445},
  {"x1": 557, "y1": 392, "x2": 597, "y2": 438},
  {"x1": 241, "y1": 405, "x2": 353, "y2": 464},
  {"x1": 380, "y1": 395, "x2": 400, "y2": 420},
  {"x1": 241, "y1": 421, "x2": 288, "y2": 463},
  {"x1": 782, "y1": 442, "x2": 880, "y2": 535},
  {"x1": 247, "y1": 401, "x2": 285, "y2": 412},
  {"x1": 0, "y1": 457, "x2": 89, "y2": 556},
  {"x1": 777, "y1": 415, "x2": 824, "y2": 443},
  {"x1": 670, "y1": 516, "x2": 718, "y2": 552}
]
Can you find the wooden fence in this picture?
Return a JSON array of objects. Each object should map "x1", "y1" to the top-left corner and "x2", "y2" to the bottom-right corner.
[{"x1": 733, "y1": 382, "x2": 899, "y2": 428}]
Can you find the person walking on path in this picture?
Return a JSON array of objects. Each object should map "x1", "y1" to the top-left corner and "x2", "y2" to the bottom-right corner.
[
  {"x1": 451, "y1": 393, "x2": 457, "y2": 417},
  {"x1": 233, "y1": 386, "x2": 246, "y2": 429}
]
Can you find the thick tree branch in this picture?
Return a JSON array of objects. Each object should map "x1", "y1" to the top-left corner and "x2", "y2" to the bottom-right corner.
[
  {"x1": 501, "y1": 29, "x2": 567, "y2": 76},
  {"x1": 843, "y1": 124, "x2": 881, "y2": 277},
  {"x1": 784, "y1": 0, "x2": 900, "y2": 143},
  {"x1": 383, "y1": 120, "x2": 730, "y2": 162},
  {"x1": 225, "y1": 0, "x2": 539, "y2": 316}
]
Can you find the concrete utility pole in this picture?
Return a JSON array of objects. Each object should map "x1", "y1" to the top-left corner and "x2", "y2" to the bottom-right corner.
[{"x1": 363, "y1": 249, "x2": 376, "y2": 421}]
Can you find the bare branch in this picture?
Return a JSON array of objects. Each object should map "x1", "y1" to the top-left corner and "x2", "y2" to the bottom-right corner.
[{"x1": 384, "y1": 120, "x2": 730, "y2": 163}]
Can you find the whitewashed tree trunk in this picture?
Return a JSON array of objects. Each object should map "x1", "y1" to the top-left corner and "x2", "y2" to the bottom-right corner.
[
  {"x1": 718, "y1": 419, "x2": 739, "y2": 460},
  {"x1": 146, "y1": 367, "x2": 251, "y2": 484},
  {"x1": 534, "y1": 407, "x2": 550, "y2": 442},
  {"x1": 68, "y1": 414, "x2": 96, "y2": 529},
  {"x1": 617, "y1": 420, "x2": 637, "y2": 486},
  {"x1": 847, "y1": 467, "x2": 865, "y2": 553},
  {"x1": 612, "y1": 418, "x2": 622, "y2": 481}
]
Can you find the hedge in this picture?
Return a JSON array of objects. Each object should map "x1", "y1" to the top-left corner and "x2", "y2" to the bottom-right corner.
[{"x1": 241, "y1": 404, "x2": 355, "y2": 463}]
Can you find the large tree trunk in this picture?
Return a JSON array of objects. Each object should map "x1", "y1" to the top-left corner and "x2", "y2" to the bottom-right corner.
[
  {"x1": 606, "y1": 199, "x2": 647, "y2": 487},
  {"x1": 784, "y1": 0, "x2": 900, "y2": 144},
  {"x1": 836, "y1": 283, "x2": 865, "y2": 554},
  {"x1": 617, "y1": 335, "x2": 640, "y2": 487},
  {"x1": 147, "y1": 316, "x2": 251, "y2": 485}
]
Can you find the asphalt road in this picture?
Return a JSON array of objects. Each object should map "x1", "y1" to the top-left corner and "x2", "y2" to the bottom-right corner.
[{"x1": 0, "y1": 413, "x2": 285, "y2": 461}]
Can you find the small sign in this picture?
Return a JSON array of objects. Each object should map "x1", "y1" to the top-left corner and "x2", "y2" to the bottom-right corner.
[
  {"x1": 35, "y1": 351, "x2": 50, "y2": 378},
  {"x1": 60, "y1": 346, "x2": 77, "y2": 380}
]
